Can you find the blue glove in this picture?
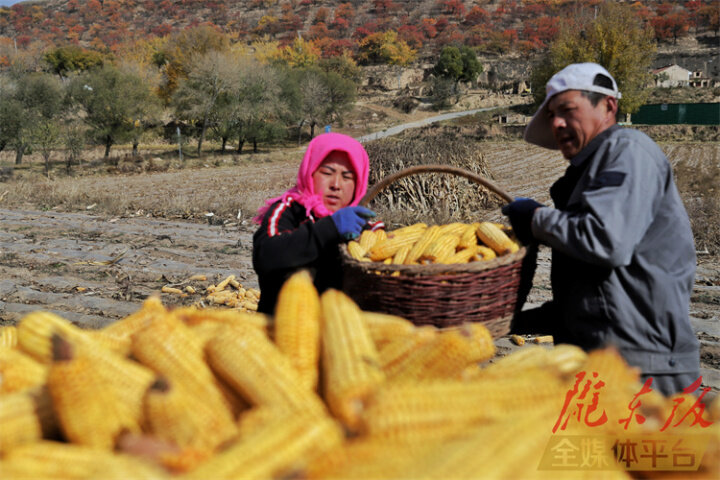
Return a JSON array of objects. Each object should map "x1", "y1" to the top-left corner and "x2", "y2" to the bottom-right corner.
[
  {"x1": 501, "y1": 197, "x2": 544, "y2": 245},
  {"x1": 331, "y1": 206, "x2": 376, "y2": 240}
]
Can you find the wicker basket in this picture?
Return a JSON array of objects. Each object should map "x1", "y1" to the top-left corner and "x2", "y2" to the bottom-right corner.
[{"x1": 340, "y1": 165, "x2": 537, "y2": 338}]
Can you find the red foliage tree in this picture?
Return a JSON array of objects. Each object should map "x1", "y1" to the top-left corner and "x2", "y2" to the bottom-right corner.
[
  {"x1": 335, "y1": 2, "x2": 355, "y2": 21},
  {"x1": 421, "y1": 18, "x2": 438, "y2": 39},
  {"x1": 314, "y1": 7, "x2": 329, "y2": 24},
  {"x1": 397, "y1": 24, "x2": 424, "y2": 49},
  {"x1": 439, "y1": 0, "x2": 465, "y2": 18},
  {"x1": 464, "y1": 6, "x2": 488, "y2": 26}
]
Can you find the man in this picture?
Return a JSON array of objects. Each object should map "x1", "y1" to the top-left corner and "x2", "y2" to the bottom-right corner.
[{"x1": 503, "y1": 63, "x2": 700, "y2": 396}]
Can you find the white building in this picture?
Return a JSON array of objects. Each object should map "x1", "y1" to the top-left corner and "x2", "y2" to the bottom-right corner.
[{"x1": 652, "y1": 64, "x2": 691, "y2": 87}]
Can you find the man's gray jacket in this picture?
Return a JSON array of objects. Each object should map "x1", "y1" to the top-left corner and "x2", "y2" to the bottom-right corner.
[{"x1": 531, "y1": 125, "x2": 699, "y2": 376}]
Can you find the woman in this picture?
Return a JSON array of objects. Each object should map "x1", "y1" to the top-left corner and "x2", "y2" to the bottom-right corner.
[{"x1": 252, "y1": 133, "x2": 382, "y2": 314}]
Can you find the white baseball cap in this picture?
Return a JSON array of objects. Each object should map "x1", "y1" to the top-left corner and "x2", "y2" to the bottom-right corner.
[{"x1": 524, "y1": 63, "x2": 622, "y2": 149}]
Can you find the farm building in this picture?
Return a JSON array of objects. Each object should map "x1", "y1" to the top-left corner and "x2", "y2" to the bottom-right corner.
[{"x1": 652, "y1": 64, "x2": 691, "y2": 87}]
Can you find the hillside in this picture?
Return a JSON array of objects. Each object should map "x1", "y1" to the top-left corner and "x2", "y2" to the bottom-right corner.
[{"x1": 1, "y1": 0, "x2": 718, "y2": 70}]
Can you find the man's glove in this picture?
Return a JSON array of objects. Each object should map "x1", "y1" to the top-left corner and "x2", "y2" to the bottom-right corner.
[
  {"x1": 331, "y1": 206, "x2": 376, "y2": 240},
  {"x1": 501, "y1": 197, "x2": 544, "y2": 245}
]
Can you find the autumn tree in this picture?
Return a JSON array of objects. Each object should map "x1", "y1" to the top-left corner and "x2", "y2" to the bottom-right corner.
[
  {"x1": 171, "y1": 50, "x2": 242, "y2": 155},
  {"x1": 356, "y1": 30, "x2": 416, "y2": 66},
  {"x1": 68, "y1": 64, "x2": 157, "y2": 158},
  {"x1": 275, "y1": 37, "x2": 321, "y2": 68},
  {"x1": 530, "y1": 1, "x2": 656, "y2": 115},
  {"x1": 43, "y1": 45, "x2": 105, "y2": 80},
  {"x1": 155, "y1": 25, "x2": 230, "y2": 102}
]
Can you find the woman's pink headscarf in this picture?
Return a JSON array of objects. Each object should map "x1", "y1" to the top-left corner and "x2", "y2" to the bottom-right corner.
[{"x1": 253, "y1": 133, "x2": 370, "y2": 224}]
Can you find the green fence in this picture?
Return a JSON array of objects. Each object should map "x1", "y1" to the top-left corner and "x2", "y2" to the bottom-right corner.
[{"x1": 632, "y1": 103, "x2": 719, "y2": 125}]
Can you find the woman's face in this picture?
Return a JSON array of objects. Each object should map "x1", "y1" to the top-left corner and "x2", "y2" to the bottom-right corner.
[{"x1": 312, "y1": 151, "x2": 356, "y2": 213}]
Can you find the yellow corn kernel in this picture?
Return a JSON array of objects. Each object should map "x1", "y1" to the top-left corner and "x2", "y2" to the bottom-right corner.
[
  {"x1": 0, "y1": 347, "x2": 48, "y2": 394},
  {"x1": 378, "y1": 325, "x2": 438, "y2": 373},
  {"x1": 184, "y1": 413, "x2": 344, "y2": 480},
  {"x1": 16, "y1": 311, "x2": 88, "y2": 363},
  {"x1": 1, "y1": 325, "x2": 18, "y2": 348},
  {"x1": 363, "y1": 311, "x2": 416, "y2": 349},
  {"x1": 102, "y1": 296, "x2": 166, "y2": 350},
  {"x1": 438, "y1": 222, "x2": 468, "y2": 237},
  {"x1": 2, "y1": 440, "x2": 168, "y2": 480},
  {"x1": 144, "y1": 377, "x2": 239, "y2": 453},
  {"x1": 347, "y1": 241, "x2": 367, "y2": 260},
  {"x1": 457, "y1": 222, "x2": 480, "y2": 249},
  {"x1": 47, "y1": 335, "x2": 139, "y2": 449},
  {"x1": 405, "y1": 225, "x2": 442, "y2": 264},
  {"x1": 392, "y1": 245, "x2": 411, "y2": 265},
  {"x1": 358, "y1": 229, "x2": 378, "y2": 251},
  {"x1": 0, "y1": 390, "x2": 44, "y2": 454},
  {"x1": 476, "y1": 245, "x2": 497, "y2": 261},
  {"x1": 476, "y1": 222, "x2": 520, "y2": 255},
  {"x1": 131, "y1": 313, "x2": 236, "y2": 423},
  {"x1": 369, "y1": 228, "x2": 426, "y2": 262},
  {"x1": 446, "y1": 245, "x2": 478, "y2": 264},
  {"x1": 273, "y1": 270, "x2": 322, "y2": 391},
  {"x1": 422, "y1": 234, "x2": 460, "y2": 263},
  {"x1": 386, "y1": 323, "x2": 496, "y2": 382},
  {"x1": 206, "y1": 323, "x2": 327, "y2": 416},
  {"x1": 175, "y1": 306, "x2": 270, "y2": 334},
  {"x1": 321, "y1": 289, "x2": 385, "y2": 431},
  {"x1": 359, "y1": 372, "x2": 565, "y2": 439}
]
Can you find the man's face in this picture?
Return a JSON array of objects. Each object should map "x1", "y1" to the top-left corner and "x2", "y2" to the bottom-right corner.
[
  {"x1": 547, "y1": 90, "x2": 614, "y2": 159},
  {"x1": 312, "y1": 151, "x2": 356, "y2": 213}
]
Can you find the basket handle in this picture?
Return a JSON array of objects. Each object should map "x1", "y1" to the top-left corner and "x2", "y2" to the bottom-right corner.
[{"x1": 359, "y1": 164, "x2": 514, "y2": 207}]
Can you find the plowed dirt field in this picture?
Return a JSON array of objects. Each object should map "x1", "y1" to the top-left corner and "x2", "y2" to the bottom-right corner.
[{"x1": 1, "y1": 141, "x2": 718, "y2": 395}]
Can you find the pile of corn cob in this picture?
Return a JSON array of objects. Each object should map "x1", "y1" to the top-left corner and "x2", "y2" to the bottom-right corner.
[
  {"x1": 160, "y1": 274, "x2": 260, "y2": 312},
  {"x1": 347, "y1": 221, "x2": 520, "y2": 265},
  {"x1": 0, "y1": 271, "x2": 718, "y2": 479}
]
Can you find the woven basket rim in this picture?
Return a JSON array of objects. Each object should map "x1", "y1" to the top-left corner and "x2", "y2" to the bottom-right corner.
[{"x1": 339, "y1": 243, "x2": 528, "y2": 276}]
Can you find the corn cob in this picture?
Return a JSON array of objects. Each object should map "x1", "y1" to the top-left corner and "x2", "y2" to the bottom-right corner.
[
  {"x1": 404, "y1": 225, "x2": 442, "y2": 264},
  {"x1": 183, "y1": 412, "x2": 344, "y2": 480},
  {"x1": 475, "y1": 245, "x2": 497, "y2": 260},
  {"x1": 47, "y1": 335, "x2": 139, "y2": 449},
  {"x1": 389, "y1": 222, "x2": 427, "y2": 237},
  {"x1": 2, "y1": 440, "x2": 169, "y2": 480},
  {"x1": 0, "y1": 347, "x2": 48, "y2": 394},
  {"x1": 236, "y1": 406, "x2": 287, "y2": 438},
  {"x1": 378, "y1": 325, "x2": 438, "y2": 373},
  {"x1": 510, "y1": 334, "x2": 526, "y2": 346},
  {"x1": 16, "y1": 311, "x2": 88, "y2": 363},
  {"x1": 101, "y1": 296, "x2": 166, "y2": 350},
  {"x1": 205, "y1": 323, "x2": 327, "y2": 416},
  {"x1": 359, "y1": 372, "x2": 566, "y2": 438},
  {"x1": 422, "y1": 234, "x2": 460, "y2": 263},
  {"x1": 476, "y1": 221, "x2": 520, "y2": 255},
  {"x1": 386, "y1": 323, "x2": 495, "y2": 382},
  {"x1": 175, "y1": 306, "x2": 269, "y2": 334},
  {"x1": 1, "y1": 325, "x2": 18, "y2": 348},
  {"x1": 457, "y1": 222, "x2": 480, "y2": 249},
  {"x1": 358, "y1": 229, "x2": 380, "y2": 251},
  {"x1": 305, "y1": 436, "x2": 438, "y2": 480},
  {"x1": 368, "y1": 228, "x2": 426, "y2": 261},
  {"x1": 347, "y1": 240, "x2": 367, "y2": 260},
  {"x1": 437, "y1": 222, "x2": 468, "y2": 237},
  {"x1": 363, "y1": 311, "x2": 416, "y2": 349},
  {"x1": 17, "y1": 312, "x2": 154, "y2": 424},
  {"x1": 391, "y1": 244, "x2": 411, "y2": 265},
  {"x1": 446, "y1": 245, "x2": 478, "y2": 264},
  {"x1": 320, "y1": 289, "x2": 385, "y2": 431},
  {"x1": 273, "y1": 270, "x2": 322, "y2": 391},
  {"x1": 143, "y1": 377, "x2": 239, "y2": 453},
  {"x1": 131, "y1": 313, "x2": 236, "y2": 423},
  {"x1": 403, "y1": 409, "x2": 557, "y2": 480},
  {"x1": 0, "y1": 390, "x2": 44, "y2": 454}
]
